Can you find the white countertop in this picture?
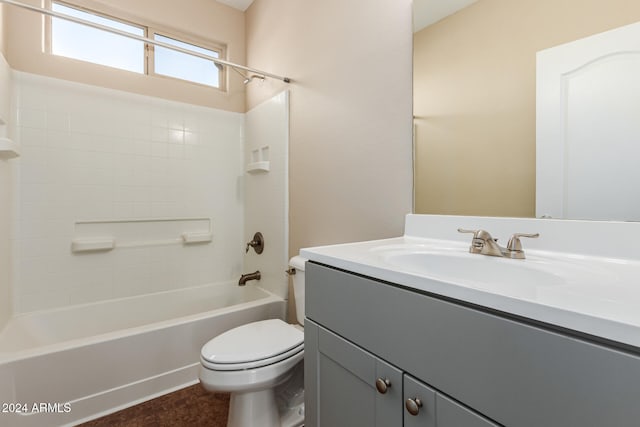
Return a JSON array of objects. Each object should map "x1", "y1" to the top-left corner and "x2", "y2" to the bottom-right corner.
[{"x1": 300, "y1": 214, "x2": 640, "y2": 350}]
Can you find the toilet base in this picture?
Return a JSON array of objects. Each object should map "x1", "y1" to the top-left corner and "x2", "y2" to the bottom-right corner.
[
  {"x1": 224, "y1": 361, "x2": 304, "y2": 427},
  {"x1": 276, "y1": 361, "x2": 305, "y2": 427},
  {"x1": 227, "y1": 389, "x2": 280, "y2": 427}
]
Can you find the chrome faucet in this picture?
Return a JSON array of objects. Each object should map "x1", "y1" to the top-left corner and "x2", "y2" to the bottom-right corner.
[
  {"x1": 238, "y1": 270, "x2": 261, "y2": 286},
  {"x1": 458, "y1": 229, "x2": 539, "y2": 259}
]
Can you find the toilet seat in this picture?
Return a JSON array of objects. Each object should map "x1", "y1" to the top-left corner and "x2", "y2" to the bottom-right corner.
[
  {"x1": 201, "y1": 344, "x2": 303, "y2": 371},
  {"x1": 201, "y1": 319, "x2": 304, "y2": 371}
]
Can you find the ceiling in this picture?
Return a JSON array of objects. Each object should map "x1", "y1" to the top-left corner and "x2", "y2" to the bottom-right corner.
[
  {"x1": 413, "y1": 0, "x2": 478, "y2": 32},
  {"x1": 215, "y1": 0, "x2": 477, "y2": 31},
  {"x1": 215, "y1": 0, "x2": 254, "y2": 11}
]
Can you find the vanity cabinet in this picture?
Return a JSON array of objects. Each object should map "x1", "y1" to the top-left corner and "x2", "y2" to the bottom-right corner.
[
  {"x1": 403, "y1": 374, "x2": 497, "y2": 427},
  {"x1": 304, "y1": 262, "x2": 640, "y2": 427},
  {"x1": 305, "y1": 319, "x2": 497, "y2": 427},
  {"x1": 306, "y1": 320, "x2": 402, "y2": 426}
]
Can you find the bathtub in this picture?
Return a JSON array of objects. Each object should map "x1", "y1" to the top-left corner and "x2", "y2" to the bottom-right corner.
[{"x1": 0, "y1": 282, "x2": 285, "y2": 427}]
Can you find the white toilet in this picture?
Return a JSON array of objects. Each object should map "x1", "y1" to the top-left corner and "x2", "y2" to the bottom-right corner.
[{"x1": 199, "y1": 256, "x2": 307, "y2": 427}]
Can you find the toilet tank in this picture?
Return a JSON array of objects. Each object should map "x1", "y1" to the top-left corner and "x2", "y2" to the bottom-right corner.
[{"x1": 289, "y1": 256, "x2": 307, "y2": 325}]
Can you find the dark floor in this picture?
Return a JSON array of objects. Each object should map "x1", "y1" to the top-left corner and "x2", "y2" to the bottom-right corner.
[{"x1": 76, "y1": 384, "x2": 229, "y2": 427}]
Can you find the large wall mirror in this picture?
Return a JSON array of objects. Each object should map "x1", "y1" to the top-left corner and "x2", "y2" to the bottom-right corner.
[{"x1": 413, "y1": 0, "x2": 640, "y2": 220}]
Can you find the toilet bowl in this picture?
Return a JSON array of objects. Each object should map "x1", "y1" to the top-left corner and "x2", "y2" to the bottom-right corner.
[{"x1": 199, "y1": 256, "x2": 307, "y2": 427}]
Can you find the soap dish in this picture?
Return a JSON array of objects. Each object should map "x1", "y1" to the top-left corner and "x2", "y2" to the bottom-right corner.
[{"x1": 0, "y1": 137, "x2": 20, "y2": 159}]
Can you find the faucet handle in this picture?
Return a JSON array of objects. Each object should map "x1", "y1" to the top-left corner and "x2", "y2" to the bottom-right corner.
[
  {"x1": 457, "y1": 228, "x2": 487, "y2": 238},
  {"x1": 457, "y1": 228, "x2": 495, "y2": 241},
  {"x1": 506, "y1": 233, "x2": 539, "y2": 252},
  {"x1": 457, "y1": 228, "x2": 478, "y2": 235},
  {"x1": 458, "y1": 228, "x2": 497, "y2": 254},
  {"x1": 245, "y1": 232, "x2": 264, "y2": 254}
]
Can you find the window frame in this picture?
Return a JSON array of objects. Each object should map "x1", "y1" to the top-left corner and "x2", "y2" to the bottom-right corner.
[
  {"x1": 44, "y1": 0, "x2": 227, "y2": 91},
  {"x1": 147, "y1": 28, "x2": 227, "y2": 90}
]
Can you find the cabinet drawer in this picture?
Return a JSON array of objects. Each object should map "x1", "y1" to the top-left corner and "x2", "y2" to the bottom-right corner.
[{"x1": 306, "y1": 262, "x2": 640, "y2": 427}]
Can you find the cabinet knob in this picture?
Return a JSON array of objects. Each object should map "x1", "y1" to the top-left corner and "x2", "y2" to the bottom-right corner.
[
  {"x1": 405, "y1": 398, "x2": 423, "y2": 416},
  {"x1": 375, "y1": 378, "x2": 391, "y2": 394}
]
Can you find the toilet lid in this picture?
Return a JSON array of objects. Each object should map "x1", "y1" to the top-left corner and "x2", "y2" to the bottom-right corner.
[{"x1": 201, "y1": 319, "x2": 304, "y2": 365}]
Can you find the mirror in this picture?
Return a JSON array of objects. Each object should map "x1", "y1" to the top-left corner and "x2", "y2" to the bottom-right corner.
[{"x1": 412, "y1": 0, "x2": 640, "y2": 220}]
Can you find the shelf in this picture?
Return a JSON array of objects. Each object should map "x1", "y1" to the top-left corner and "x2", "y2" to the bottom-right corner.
[
  {"x1": 246, "y1": 145, "x2": 270, "y2": 173},
  {"x1": 246, "y1": 161, "x2": 270, "y2": 173},
  {"x1": 71, "y1": 238, "x2": 115, "y2": 253},
  {"x1": 71, "y1": 218, "x2": 213, "y2": 253},
  {"x1": 0, "y1": 137, "x2": 20, "y2": 160},
  {"x1": 182, "y1": 231, "x2": 213, "y2": 244}
]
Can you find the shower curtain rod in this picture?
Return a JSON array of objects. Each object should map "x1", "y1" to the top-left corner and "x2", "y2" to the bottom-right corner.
[{"x1": 0, "y1": 0, "x2": 291, "y2": 83}]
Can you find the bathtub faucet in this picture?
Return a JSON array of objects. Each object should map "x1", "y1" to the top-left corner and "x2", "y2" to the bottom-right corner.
[{"x1": 238, "y1": 270, "x2": 261, "y2": 286}]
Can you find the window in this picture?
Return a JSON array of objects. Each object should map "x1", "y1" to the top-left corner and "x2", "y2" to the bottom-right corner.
[
  {"x1": 50, "y1": 2, "x2": 145, "y2": 74},
  {"x1": 152, "y1": 34, "x2": 221, "y2": 88},
  {"x1": 48, "y1": 1, "x2": 225, "y2": 89}
]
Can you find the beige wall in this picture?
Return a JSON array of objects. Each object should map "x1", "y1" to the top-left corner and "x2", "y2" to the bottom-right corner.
[
  {"x1": 414, "y1": 0, "x2": 640, "y2": 217},
  {"x1": 246, "y1": 0, "x2": 414, "y2": 256},
  {"x1": 5, "y1": 0, "x2": 246, "y2": 112}
]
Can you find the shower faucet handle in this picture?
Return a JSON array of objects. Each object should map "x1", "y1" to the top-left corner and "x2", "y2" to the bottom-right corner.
[{"x1": 245, "y1": 232, "x2": 264, "y2": 254}]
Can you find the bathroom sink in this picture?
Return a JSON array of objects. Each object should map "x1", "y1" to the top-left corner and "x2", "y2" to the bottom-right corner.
[
  {"x1": 301, "y1": 214, "x2": 640, "y2": 350},
  {"x1": 378, "y1": 249, "x2": 567, "y2": 299}
]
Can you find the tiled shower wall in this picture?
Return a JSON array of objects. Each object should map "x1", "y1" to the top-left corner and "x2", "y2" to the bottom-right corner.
[
  {"x1": 11, "y1": 72, "x2": 245, "y2": 313},
  {"x1": 244, "y1": 91, "x2": 289, "y2": 300},
  {"x1": 0, "y1": 53, "x2": 12, "y2": 328}
]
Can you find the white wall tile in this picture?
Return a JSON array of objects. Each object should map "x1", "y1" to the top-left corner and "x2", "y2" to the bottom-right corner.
[
  {"x1": 19, "y1": 127, "x2": 46, "y2": 147},
  {"x1": 12, "y1": 72, "x2": 245, "y2": 313},
  {"x1": 17, "y1": 108, "x2": 46, "y2": 129},
  {"x1": 46, "y1": 111, "x2": 70, "y2": 132},
  {"x1": 244, "y1": 91, "x2": 289, "y2": 300}
]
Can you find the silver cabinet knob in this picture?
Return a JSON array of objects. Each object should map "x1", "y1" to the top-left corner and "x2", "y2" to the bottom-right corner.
[
  {"x1": 405, "y1": 398, "x2": 423, "y2": 416},
  {"x1": 375, "y1": 378, "x2": 391, "y2": 394}
]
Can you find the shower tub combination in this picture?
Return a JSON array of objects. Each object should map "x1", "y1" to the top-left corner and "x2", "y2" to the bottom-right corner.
[{"x1": 0, "y1": 282, "x2": 285, "y2": 427}]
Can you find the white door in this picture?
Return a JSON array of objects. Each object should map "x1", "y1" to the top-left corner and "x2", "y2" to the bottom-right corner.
[{"x1": 536, "y1": 21, "x2": 640, "y2": 221}]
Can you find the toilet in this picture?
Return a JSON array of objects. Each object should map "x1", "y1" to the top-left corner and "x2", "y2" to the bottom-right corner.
[{"x1": 199, "y1": 256, "x2": 307, "y2": 427}]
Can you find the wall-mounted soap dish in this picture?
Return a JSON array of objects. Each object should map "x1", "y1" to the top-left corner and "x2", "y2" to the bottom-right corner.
[
  {"x1": 246, "y1": 161, "x2": 270, "y2": 172},
  {"x1": 246, "y1": 145, "x2": 270, "y2": 173},
  {"x1": 0, "y1": 137, "x2": 20, "y2": 160}
]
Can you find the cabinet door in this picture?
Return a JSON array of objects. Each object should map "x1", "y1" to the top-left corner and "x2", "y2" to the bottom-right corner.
[
  {"x1": 404, "y1": 374, "x2": 498, "y2": 427},
  {"x1": 436, "y1": 394, "x2": 498, "y2": 427},
  {"x1": 403, "y1": 374, "x2": 436, "y2": 427},
  {"x1": 305, "y1": 320, "x2": 402, "y2": 427}
]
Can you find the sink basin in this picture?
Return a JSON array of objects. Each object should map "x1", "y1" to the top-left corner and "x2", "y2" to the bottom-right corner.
[
  {"x1": 374, "y1": 247, "x2": 595, "y2": 299},
  {"x1": 365, "y1": 243, "x2": 639, "y2": 326},
  {"x1": 379, "y1": 249, "x2": 574, "y2": 300}
]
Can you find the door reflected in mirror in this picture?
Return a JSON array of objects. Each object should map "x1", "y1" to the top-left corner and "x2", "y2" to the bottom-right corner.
[{"x1": 413, "y1": 0, "x2": 640, "y2": 220}]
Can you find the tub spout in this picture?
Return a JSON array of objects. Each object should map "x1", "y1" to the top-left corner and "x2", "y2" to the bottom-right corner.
[{"x1": 238, "y1": 270, "x2": 261, "y2": 286}]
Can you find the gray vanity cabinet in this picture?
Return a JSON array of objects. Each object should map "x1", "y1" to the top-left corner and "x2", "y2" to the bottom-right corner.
[
  {"x1": 402, "y1": 374, "x2": 436, "y2": 426},
  {"x1": 435, "y1": 393, "x2": 501, "y2": 427},
  {"x1": 404, "y1": 375, "x2": 498, "y2": 427},
  {"x1": 305, "y1": 319, "x2": 498, "y2": 427},
  {"x1": 305, "y1": 319, "x2": 403, "y2": 427},
  {"x1": 305, "y1": 261, "x2": 640, "y2": 427}
]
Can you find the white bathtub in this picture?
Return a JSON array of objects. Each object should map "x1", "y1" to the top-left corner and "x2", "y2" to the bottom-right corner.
[{"x1": 0, "y1": 282, "x2": 285, "y2": 427}]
